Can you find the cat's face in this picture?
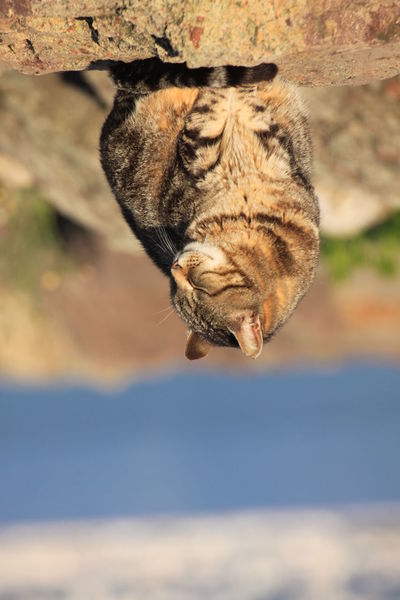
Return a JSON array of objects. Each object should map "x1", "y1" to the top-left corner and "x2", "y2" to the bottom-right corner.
[{"x1": 170, "y1": 241, "x2": 308, "y2": 360}]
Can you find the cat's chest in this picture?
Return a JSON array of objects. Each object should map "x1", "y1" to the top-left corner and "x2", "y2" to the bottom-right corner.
[
  {"x1": 186, "y1": 88, "x2": 272, "y2": 141},
  {"x1": 180, "y1": 88, "x2": 280, "y2": 179}
]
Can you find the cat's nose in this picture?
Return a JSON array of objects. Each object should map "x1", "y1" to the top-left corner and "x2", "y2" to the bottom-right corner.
[
  {"x1": 171, "y1": 260, "x2": 192, "y2": 290},
  {"x1": 171, "y1": 260, "x2": 186, "y2": 280}
]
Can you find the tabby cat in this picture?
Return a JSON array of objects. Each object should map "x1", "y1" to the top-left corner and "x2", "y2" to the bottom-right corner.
[{"x1": 100, "y1": 58, "x2": 319, "y2": 360}]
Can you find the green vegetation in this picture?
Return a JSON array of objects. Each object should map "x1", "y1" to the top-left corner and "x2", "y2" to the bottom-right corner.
[
  {"x1": 0, "y1": 185, "x2": 75, "y2": 292},
  {"x1": 321, "y1": 211, "x2": 400, "y2": 281}
]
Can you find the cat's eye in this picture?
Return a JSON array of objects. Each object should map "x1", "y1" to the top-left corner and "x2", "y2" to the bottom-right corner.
[
  {"x1": 195, "y1": 286, "x2": 210, "y2": 295},
  {"x1": 188, "y1": 277, "x2": 210, "y2": 295}
]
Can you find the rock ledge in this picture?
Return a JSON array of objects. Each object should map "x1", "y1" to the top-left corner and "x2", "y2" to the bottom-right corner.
[{"x1": 1, "y1": 1, "x2": 400, "y2": 85}]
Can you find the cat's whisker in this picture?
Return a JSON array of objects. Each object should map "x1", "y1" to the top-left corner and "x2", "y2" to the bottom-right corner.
[
  {"x1": 156, "y1": 228, "x2": 172, "y2": 256},
  {"x1": 161, "y1": 226, "x2": 176, "y2": 255},
  {"x1": 159, "y1": 227, "x2": 176, "y2": 257},
  {"x1": 156, "y1": 308, "x2": 175, "y2": 326},
  {"x1": 154, "y1": 231, "x2": 170, "y2": 255},
  {"x1": 166, "y1": 232, "x2": 177, "y2": 254},
  {"x1": 152, "y1": 305, "x2": 173, "y2": 315},
  {"x1": 158, "y1": 235, "x2": 168, "y2": 255}
]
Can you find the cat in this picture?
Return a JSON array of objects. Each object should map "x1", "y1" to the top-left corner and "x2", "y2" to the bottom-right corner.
[{"x1": 100, "y1": 58, "x2": 320, "y2": 360}]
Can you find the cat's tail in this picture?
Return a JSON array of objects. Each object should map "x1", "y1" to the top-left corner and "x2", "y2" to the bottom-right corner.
[{"x1": 110, "y1": 57, "x2": 278, "y2": 93}]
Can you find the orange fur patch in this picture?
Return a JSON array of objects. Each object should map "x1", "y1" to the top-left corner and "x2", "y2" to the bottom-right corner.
[
  {"x1": 275, "y1": 280, "x2": 288, "y2": 311},
  {"x1": 159, "y1": 114, "x2": 169, "y2": 131},
  {"x1": 148, "y1": 88, "x2": 199, "y2": 132},
  {"x1": 262, "y1": 295, "x2": 273, "y2": 333},
  {"x1": 162, "y1": 87, "x2": 199, "y2": 109}
]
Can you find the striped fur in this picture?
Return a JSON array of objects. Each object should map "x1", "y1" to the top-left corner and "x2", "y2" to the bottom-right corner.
[
  {"x1": 100, "y1": 59, "x2": 320, "y2": 359},
  {"x1": 110, "y1": 57, "x2": 278, "y2": 93}
]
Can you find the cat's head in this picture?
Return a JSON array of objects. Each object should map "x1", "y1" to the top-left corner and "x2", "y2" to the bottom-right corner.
[{"x1": 170, "y1": 238, "x2": 318, "y2": 360}]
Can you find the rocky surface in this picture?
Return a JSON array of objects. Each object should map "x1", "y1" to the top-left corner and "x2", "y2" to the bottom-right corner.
[
  {"x1": 0, "y1": 69, "x2": 135, "y2": 252},
  {"x1": 303, "y1": 79, "x2": 400, "y2": 236},
  {"x1": 1, "y1": 1, "x2": 400, "y2": 86},
  {"x1": 1, "y1": 507, "x2": 399, "y2": 600}
]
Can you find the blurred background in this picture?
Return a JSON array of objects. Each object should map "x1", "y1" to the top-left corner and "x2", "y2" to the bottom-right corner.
[{"x1": 0, "y1": 68, "x2": 399, "y2": 599}]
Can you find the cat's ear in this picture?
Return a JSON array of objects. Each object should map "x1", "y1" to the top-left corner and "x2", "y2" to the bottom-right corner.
[
  {"x1": 185, "y1": 331, "x2": 211, "y2": 360},
  {"x1": 230, "y1": 312, "x2": 263, "y2": 359}
]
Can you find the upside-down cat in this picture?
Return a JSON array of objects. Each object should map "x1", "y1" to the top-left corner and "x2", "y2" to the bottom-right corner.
[{"x1": 100, "y1": 58, "x2": 319, "y2": 360}]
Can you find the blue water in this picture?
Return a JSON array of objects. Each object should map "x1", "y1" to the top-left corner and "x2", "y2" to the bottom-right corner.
[{"x1": 0, "y1": 364, "x2": 399, "y2": 523}]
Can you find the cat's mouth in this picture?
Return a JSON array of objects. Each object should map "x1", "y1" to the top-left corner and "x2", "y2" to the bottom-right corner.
[{"x1": 172, "y1": 250, "x2": 204, "y2": 270}]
